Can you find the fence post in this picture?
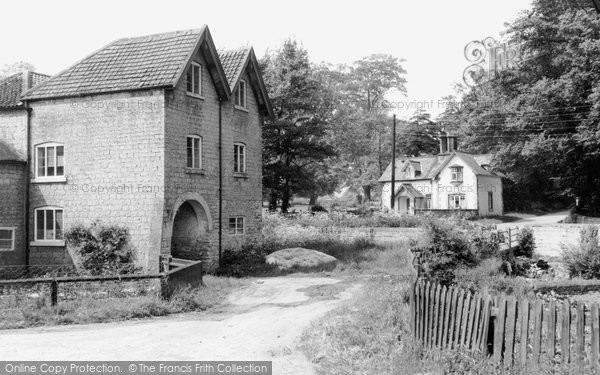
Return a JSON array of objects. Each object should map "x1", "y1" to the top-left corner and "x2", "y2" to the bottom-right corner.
[{"x1": 50, "y1": 280, "x2": 58, "y2": 306}]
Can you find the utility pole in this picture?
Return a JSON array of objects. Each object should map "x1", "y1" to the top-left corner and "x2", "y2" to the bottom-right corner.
[{"x1": 390, "y1": 114, "x2": 397, "y2": 210}]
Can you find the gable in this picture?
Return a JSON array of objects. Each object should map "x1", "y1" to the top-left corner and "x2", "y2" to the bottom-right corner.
[
  {"x1": 219, "y1": 48, "x2": 273, "y2": 117},
  {"x1": 23, "y1": 27, "x2": 230, "y2": 101}
]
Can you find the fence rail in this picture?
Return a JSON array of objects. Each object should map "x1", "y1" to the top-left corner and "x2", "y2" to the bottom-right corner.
[
  {"x1": 411, "y1": 278, "x2": 600, "y2": 367},
  {"x1": 0, "y1": 258, "x2": 203, "y2": 310}
]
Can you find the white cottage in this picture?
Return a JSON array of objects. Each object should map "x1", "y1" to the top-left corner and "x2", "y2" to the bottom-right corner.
[{"x1": 379, "y1": 134, "x2": 503, "y2": 216}]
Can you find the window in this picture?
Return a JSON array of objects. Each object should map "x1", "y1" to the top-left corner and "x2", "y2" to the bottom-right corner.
[
  {"x1": 36, "y1": 143, "x2": 64, "y2": 179},
  {"x1": 488, "y1": 192, "x2": 494, "y2": 212},
  {"x1": 415, "y1": 171, "x2": 421, "y2": 178},
  {"x1": 448, "y1": 194, "x2": 466, "y2": 209},
  {"x1": 234, "y1": 143, "x2": 246, "y2": 173},
  {"x1": 425, "y1": 194, "x2": 431, "y2": 209},
  {"x1": 450, "y1": 166, "x2": 463, "y2": 182},
  {"x1": 234, "y1": 79, "x2": 247, "y2": 109},
  {"x1": 0, "y1": 228, "x2": 15, "y2": 251},
  {"x1": 186, "y1": 135, "x2": 202, "y2": 169},
  {"x1": 186, "y1": 62, "x2": 202, "y2": 96},
  {"x1": 229, "y1": 217, "x2": 245, "y2": 235},
  {"x1": 34, "y1": 207, "x2": 63, "y2": 241}
]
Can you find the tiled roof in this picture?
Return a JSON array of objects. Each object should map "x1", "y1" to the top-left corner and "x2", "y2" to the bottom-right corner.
[
  {"x1": 0, "y1": 141, "x2": 25, "y2": 162},
  {"x1": 379, "y1": 151, "x2": 498, "y2": 182},
  {"x1": 394, "y1": 183, "x2": 425, "y2": 198},
  {"x1": 0, "y1": 71, "x2": 49, "y2": 109},
  {"x1": 218, "y1": 48, "x2": 250, "y2": 90},
  {"x1": 23, "y1": 29, "x2": 205, "y2": 100}
]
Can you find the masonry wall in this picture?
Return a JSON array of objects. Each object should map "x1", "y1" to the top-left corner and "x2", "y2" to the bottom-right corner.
[
  {"x1": 221, "y1": 69, "x2": 263, "y2": 249},
  {"x1": 0, "y1": 162, "x2": 26, "y2": 265},
  {"x1": 0, "y1": 110, "x2": 28, "y2": 158},
  {"x1": 163, "y1": 49, "x2": 263, "y2": 270},
  {"x1": 28, "y1": 90, "x2": 165, "y2": 271},
  {"x1": 163, "y1": 49, "x2": 221, "y2": 268}
]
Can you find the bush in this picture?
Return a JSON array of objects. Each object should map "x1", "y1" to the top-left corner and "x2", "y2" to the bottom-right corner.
[
  {"x1": 562, "y1": 226, "x2": 600, "y2": 279},
  {"x1": 420, "y1": 219, "x2": 478, "y2": 285},
  {"x1": 514, "y1": 227, "x2": 535, "y2": 258},
  {"x1": 65, "y1": 221, "x2": 138, "y2": 275}
]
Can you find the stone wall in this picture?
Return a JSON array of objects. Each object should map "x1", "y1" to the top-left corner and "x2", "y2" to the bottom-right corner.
[
  {"x1": 0, "y1": 162, "x2": 26, "y2": 265},
  {"x1": 28, "y1": 90, "x2": 166, "y2": 271}
]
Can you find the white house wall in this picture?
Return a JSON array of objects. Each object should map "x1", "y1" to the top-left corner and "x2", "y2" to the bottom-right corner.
[
  {"x1": 434, "y1": 155, "x2": 478, "y2": 210},
  {"x1": 477, "y1": 175, "x2": 503, "y2": 216}
]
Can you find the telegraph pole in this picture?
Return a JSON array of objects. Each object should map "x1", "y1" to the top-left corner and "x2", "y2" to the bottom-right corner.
[{"x1": 390, "y1": 114, "x2": 397, "y2": 210}]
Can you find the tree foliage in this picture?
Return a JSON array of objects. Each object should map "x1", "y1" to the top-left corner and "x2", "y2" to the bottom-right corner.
[{"x1": 441, "y1": 0, "x2": 600, "y2": 214}]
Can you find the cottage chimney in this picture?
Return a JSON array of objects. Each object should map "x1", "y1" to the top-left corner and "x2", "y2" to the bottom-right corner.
[
  {"x1": 439, "y1": 132, "x2": 448, "y2": 154},
  {"x1": 439, "y1": 132, "x2": 459, "y2": 154},
  {"x1": 21, "y1": 70, "x2": 31, "y2": 92}
]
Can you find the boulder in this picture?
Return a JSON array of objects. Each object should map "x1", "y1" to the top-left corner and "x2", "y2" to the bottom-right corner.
[{"x1": 266, "y1": 248, "x2": 338, "y2": 271}]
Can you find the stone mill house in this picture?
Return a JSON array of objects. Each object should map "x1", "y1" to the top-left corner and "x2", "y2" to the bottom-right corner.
[{"x1": 0, "y1": 26, "x2": 273, "y2": 271}]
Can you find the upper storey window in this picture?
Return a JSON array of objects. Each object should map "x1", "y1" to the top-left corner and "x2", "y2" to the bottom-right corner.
[{"x1": 186, "y1": 62, "x2": 202, "y2": 97}]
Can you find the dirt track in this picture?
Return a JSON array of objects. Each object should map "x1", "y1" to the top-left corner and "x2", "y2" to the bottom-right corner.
[{"x1": 0, "y1": 276, "x2": 361, "y2": 374}]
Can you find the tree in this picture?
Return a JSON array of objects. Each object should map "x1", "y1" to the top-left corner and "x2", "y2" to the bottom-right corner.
[
  {"x1": 320, "y1": 55, "x2": 407, "y2": 202},
  {"x1": 261, "y1": 39, "x2": 336, "y2": 212},
  {"x1": 397, "y1": 110, "x2": 442, "y2": 157},
  {"x1": 440, "y1": 0, "x2": 600, "y2": 214}
]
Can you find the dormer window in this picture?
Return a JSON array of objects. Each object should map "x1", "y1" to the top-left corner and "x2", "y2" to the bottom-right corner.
[
  {"x1": 186, "y1": 62, "x2": 202, "y2": 97},
  {"x1": 235, "y1": 79, "x2": 247, "y2": 109},
  {"x1": 415, "y1": 171, "x2": 421, "y2": 178},
  {"x1": 450, "y1": 166, "x2": 463, "y2": 182}
]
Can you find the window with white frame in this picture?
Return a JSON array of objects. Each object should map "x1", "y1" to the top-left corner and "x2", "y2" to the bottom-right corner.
[
  {"x1": 186, "y1": 135, "x2": 202, "y2": 169},
  {"x1": 229, "y1": 217, "x2": 245, "y2": 235},
  {"x1": 234, "y1": 79, "x2": 247, "y2": 109},
  {"x1": 448, "y1": 194, "x2": 466, "y2": 209},
  {"x1": 425, "y1": 194, "x2": 432, "y2": 209},
  {"x1": 186, "y1": 62, "x2": 202, "y2": 96},
  {"x1": 0, "y1": 228, "x2": 15, "y2": 251},
  {"x1": 234, "y1": 143, "x2": 246, "y2": 173},
  {"x1": 35, "y1": 207, "x2": 63, "y2": 241},
  {"x1": 35, "y1": 143, "x2": 64, "y2": 179},
  {"x1": 450, "y1": 166, "x2": 463, "y2": 182}
]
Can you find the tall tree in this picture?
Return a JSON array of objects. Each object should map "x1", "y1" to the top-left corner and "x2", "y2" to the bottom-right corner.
[
  {"x1": 441, "y1": 0, "x2": 600, "y2": 214},
  {"x1": 261, "y1": 39, "x2": 336, "y2": 212}
]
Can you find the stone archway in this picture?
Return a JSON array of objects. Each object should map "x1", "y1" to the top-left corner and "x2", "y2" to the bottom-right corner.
[{"x1": 170, "y1": 199, "x2": 211, "y2": 260}]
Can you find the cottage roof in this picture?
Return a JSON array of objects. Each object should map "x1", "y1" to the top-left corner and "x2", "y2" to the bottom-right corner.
[
  {"x1": 0, "y1": 71, "x2": 49, "y2": 109},
  {"x1": 379, "y1": 151, "x2": 499, "y2": 183},
  {"x1": 0, "y1": 141, "x2": 25, "y2": 163},
  {"x1": 23, "y1": 27, "x2": 231, "y2": 101}
]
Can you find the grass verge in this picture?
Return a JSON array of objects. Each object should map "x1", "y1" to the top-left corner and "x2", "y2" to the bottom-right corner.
[{"x1": 0, "y1": 276, "x2": 247, "y2": 330}]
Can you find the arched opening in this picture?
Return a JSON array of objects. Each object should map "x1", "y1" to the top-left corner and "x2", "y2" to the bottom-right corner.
[{"x1": 171, "y1": 200, "x2": 210, "y2": 260}]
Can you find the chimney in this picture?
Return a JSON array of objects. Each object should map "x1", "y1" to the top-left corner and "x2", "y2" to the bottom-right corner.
[
  {"x1": 447, "y1": 135, "x2": 458, "y2": 152},
  {"x1": 439, "y1": 132, "x2": 448, "y2": 154},
  {"x1": 21, "y1": 70, "x2": 31, "y2": 92}
]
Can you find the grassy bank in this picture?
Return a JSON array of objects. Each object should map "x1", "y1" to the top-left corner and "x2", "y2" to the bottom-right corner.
[{"x1": 0, "y1": 276, "x2": 246, "y2": 330}]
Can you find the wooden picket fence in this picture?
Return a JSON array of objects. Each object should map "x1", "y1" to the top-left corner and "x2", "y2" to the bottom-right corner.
[{"x1": 411, "y1": 278, "x2": 600, "y2": 368}]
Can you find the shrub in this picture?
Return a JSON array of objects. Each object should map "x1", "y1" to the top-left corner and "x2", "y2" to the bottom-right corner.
[
  {"x1": 514, "y1": 227, "x2": 535, "y2": 258},
  {"x1": 562, "y1": 226, "x2": 600, "y2": 279},
  {"x1": 420, "y1": 219, "x2": 478, "y2": 284},
  {"x1": 65, "y1": 221, "x2": 138, "y2": 275}
]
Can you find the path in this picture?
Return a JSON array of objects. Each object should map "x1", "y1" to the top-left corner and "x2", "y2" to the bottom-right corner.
[{"x1": 0, "y1": 276, "x2": 361, "y2": 374}]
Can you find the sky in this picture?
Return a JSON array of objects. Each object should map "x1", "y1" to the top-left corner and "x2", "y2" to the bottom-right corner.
[{"x1": 1, "y1": 0, "x2": 533, "y2": 119}]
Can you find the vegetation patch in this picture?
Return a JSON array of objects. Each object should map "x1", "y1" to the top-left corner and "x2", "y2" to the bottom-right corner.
[{"x1": 0, "y1": 276, "x2": 246, "y2": 330}]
